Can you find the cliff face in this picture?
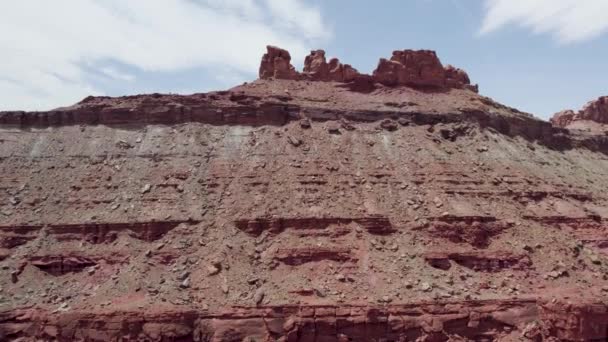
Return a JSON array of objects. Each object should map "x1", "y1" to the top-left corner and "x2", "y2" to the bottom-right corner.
[
  {"x1": 1, "y1": 47, "x2": 608, "y2": 341},
  {"x1": 551, "y1": 96, "x2": 608, "y2": 128},
  {"x1": 259, "y1": 45, "x2": 478, "y2": 92}
]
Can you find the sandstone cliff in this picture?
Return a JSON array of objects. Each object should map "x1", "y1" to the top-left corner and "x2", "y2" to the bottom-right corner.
[
  {"x1": 551, "y1": 96, "x2": 608, "y2": 128},
  {"x1": 0, "y1": 47, "x2": 607, "y2": 341},
  {"x1": 259, "y1": 45, "x2": 478, "y2": 92}
]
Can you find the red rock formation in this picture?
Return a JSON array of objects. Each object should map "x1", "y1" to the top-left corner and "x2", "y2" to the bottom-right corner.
[
  {"x1": 445, "y1": 64, "x2": 479, "y2": 92},
  {"x1": 28, "y1": 254, "x2": 126, "y2": 275},
  {"x1": 274, "y1": 246, "x2": 354, "y2": 265},
  {"x1": 424, "y1": 251, "x2": 532, "y2": 272},
  {"x1": 582, "y1": 96, "x2": 608, "y2": 123},
  {"x1": 373, "y1": 50, "x2": 446, "y2": 87},
  {"x1": 551, "y1": 109, "x2": 576, "y2": 127},
  {"x1": 258, "y1": 45, "x2": 298, "y2": 80},
  {"x1": 538, "y1": 297, "x2": 608, "y2": 341},
  {"x1": 302, "y1": 49, "x2": 361, "y2": 82},
  {"x1": 4, "y1": 299, "x2": 605, "y2": 341},
  {"x1": 0, "y1": 221, "x2": 193, "y2": 246},
  {"x1": 259, "y1": 46, "x2": 478, "y2": 92},
  {"x1": 0, "y1": 300, "x2": 553, "y2": 341},
  {"x1": 328, "y1": 57, "x2": 360, "y2": 82},
  {"x1": 234, "y1": 216, "x2": 394, "y2": 236},
  {"x1": 303, "y1": 49, "x2": 329, "y2": 80},
  {"x1": 414, "y1": 216, "x2": 514, "y2": 248},
  {"x1": 371, "y1": 50, "x2": 477, "y2": 91},
  {"x1": 551, "y1": 96, "x2": 608, "y2": 127},
  {"x1": 2, "y1": 45, "x2": 608, "y2": 341}
]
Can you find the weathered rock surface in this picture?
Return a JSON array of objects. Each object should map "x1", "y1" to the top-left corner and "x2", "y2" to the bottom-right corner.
[
  {"x1": 551, "y1": 109, "x2": 577, "y2": 127},
  {"x1": 373, "y1": 50, "x2": 444, "y2": 87},
  {"x1": 302, "y1": 49, "x2": 360, "y2": 83},
  {"x1": 445, "y1": 64, "x2": 479, "y2": 93},
  {"x1": 259, "y1": 45, "x2": 478, "y2": 92},
  {"x1": 1, "y1": 46, "x2": 608, "y2": 341},
  {"x1": 303, "y1": 49, "x2": 330, "y2": 80},
  {"x1": 258, "y1": 45, "x2": 298, "y2": 80},
  {"x1": 551, "y1": 96, "x2": 608, "y2": 128}
]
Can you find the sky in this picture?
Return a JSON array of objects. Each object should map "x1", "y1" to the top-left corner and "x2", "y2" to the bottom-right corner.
[{"x1": 1, "y1": 0, "x2": 607, "y2": 119}]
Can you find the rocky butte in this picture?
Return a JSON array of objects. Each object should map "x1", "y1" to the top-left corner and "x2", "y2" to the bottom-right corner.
[
  {"x1": 259, "y1": 45, "x2": 478, "y2": 92},
  {"x1": 551, "y1": 96, "x2": 608, "y2": 130},
  {"x1": 0, "y1": 46, "x2": 608, "y2": 341}
]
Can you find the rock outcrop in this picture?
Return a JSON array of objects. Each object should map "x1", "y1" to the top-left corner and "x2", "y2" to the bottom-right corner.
[
  {"x1": 551, "y1": 109, "x2": 577, "y2": 127},
  {"x1": 258, "y1": 45, "x2": 298, "y2": 80},
  {"x1": 445, "y1": 64, "x2": 478, "y2": 92},
  {"x1": 371, "y1": 50, "x2": 477, "y2": 91},
  {"x1": 373, "y1": 50, "x2": 445, "y2": 87},
  {"x1": 2, "y1": 299, "x2": 607, "y2": 341},
  {"x1": 302, "y1": 49, "x2": 360, "y2": 83},
  {"x1": 1, "y1": 45, "x2": 608, "y2": 341},
  {"x1": 551, "y1": 96, "x2": 608, "y2": 127},
  {"x1": 259, "y1": 45, "x2": 478, "y2": 92}
]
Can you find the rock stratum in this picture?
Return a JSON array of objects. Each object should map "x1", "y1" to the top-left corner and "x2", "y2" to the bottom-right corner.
[
  {"x1": 1, "y1": 46, "x2": 608, "y2": 341},
  {"x1": 551, "y1": 96, "x2": 608, "y2": 133},
  {"x1": 259, "y1": 46, "x2": 478, "y2": 92}
]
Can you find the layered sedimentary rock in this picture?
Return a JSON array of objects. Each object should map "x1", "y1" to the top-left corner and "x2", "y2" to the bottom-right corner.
[
  {"x1": 371, "y1": 49, "x2": 477, "y2": 91},
  {"x1": 259, "y1": 46, "x2": 298, "y2": 80},
  {"x1": 1, "y1": 47, "x2": 608, "y2": 341},
  {"x1": 551, "y1": 109, "x2": 577, "y2": 128},
  {"x1": 551, "y1": 96, "x2": 608, "y2": 128},
  {"x1": 259, "y1": 45, "x2": 478, "y2": 92},
  {"x1": 302, "y1": 49, "x2": 359, "y2": 83}
]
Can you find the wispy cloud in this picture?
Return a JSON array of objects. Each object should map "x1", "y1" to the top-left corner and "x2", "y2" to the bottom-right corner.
[
  {"x1": 479, "y1": 0, "x2": 608, "y2": 43},
  {"x1": 0, "y1": 0, "x2": 330, "y2": 110},
  {"x1": 100, "y1": 66, "x2": 135, "y2": 82}
]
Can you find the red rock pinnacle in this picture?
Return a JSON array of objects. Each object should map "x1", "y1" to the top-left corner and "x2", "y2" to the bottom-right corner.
[
  {"x1": 302, "y1": 49, "x2": 360, "y2": 82},
  {"x1": 258, "y1": 45, "x2": 298, "y2": 80},
  {"x1": 259, "y1": 45, "x2": 478, "y2": 92}
]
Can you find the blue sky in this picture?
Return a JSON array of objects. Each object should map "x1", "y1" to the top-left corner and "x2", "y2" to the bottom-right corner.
[{"x1": 1, "y1": 0, "x2": 607, "y2": 119}]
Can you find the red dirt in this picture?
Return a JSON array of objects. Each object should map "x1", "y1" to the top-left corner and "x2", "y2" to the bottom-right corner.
[{"x1": 1, "y1": 47, "x2": 608, "y2": 341}]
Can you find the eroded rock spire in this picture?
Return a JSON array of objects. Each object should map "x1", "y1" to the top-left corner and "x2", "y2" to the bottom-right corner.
[{"x1": 258, "y1": 45, "x2": 478, "y2": 92}]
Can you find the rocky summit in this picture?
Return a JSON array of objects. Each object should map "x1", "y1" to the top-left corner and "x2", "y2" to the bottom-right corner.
[
  {"x1": 1, "y1": 46, "x2": 608, "y2": 341},
  {"x1": 259, "y1": 45, "x2": 478, "y2": 92},
  {"x1": 552, "y1": 96, "x2": 608, "y2": 129}
]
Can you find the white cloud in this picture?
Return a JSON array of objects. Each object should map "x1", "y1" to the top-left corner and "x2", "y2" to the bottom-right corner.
[
  {"x1": 0, "y1": 0, "x2": 330, "y2": 110},
  {"x1": 100, "y1": 66, "x2": 135, "y2": 82},
  {"x1": 479, "y1": 0, "x2": 608, "y2": 43},
  {"x1": 265, "y1": 0, "x2": 327, "y2": 41}
]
